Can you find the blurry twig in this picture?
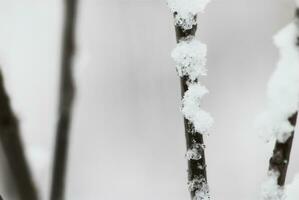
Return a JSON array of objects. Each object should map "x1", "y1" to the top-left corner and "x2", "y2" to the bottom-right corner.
[
  {"x1": 267, "y1": 9, "x2": 299, "y2": 186},
  {"x1": 50, "y1": 0, "x2": 78, "y2": 200},
  {"x1": 269, "y1": 113, "x2": 297, "y2": 186},
  {"x1": 0, "y1": 69, "x2": 39, "y2": 200}
]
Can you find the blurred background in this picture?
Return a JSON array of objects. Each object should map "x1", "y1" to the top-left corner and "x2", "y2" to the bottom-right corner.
[{"x1": 0, "y1": 0, "x2": 298, "y2": 199}]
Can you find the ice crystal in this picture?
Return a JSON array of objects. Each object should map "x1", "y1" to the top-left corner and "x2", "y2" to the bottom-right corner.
[
  {"x1": 171, "y1": 37, "x2": 207, "y2": 82},
  {"x1": 167, "y1": 0, "x2": 210, "y2": 30},
  {"x1": 194, "y1": 182, "x2": 210, "y2": 200},
  {"x1": 188, "y1": 177, "x2": 210, "y2": 200},
  {"x1": 186, "y1": 148, "x2": 202, "y2": 160},
  {"x1": 188, "y1": 176, "x2": 205, "y2": 192},
  {"x1": 256, "y1": 22, "x2": 299, "y2": 143}
]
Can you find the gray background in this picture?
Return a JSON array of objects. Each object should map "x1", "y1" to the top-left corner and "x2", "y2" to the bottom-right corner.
[{"x1": 0, "y1": 0, "x2": 298, "y2": 199}]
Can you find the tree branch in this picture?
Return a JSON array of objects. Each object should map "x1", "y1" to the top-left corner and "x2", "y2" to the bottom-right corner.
[
  {"x1": 269, "y1": 113, "x2": 298, "y2": 186},
  {"x1": 0, "y1": 69, "x2": 38, "y2": 200},
  {"x1": 174, "y1": 21, "x2": 209, "y2": 199},
  {"x1": 50, "y1": 0, "x2": 78, "y2": 200},
  {"x1": 267, "y1": 9, "x2": 299, "y2": 187}
]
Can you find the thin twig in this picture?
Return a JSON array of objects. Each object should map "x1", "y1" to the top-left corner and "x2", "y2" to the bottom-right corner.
[
  {"x1": 49, "y1": 0, "x2": 78, "y2": 200},
  {"x1": 269, "y1": 113, "x2": 298, "y2": 186},
  {"x1": 174, "y1": 20, "x2": 208, "y2": 199},
  {"x1": 267, "y1": 9, "x2": 299, "y2": 186},
  {"x1": 0, "y1": 69, "x2": 38, "y2": 200}
]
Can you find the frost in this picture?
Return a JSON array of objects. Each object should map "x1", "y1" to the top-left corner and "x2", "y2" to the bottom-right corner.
[
  {"x1": 188, "y1": 177, "x2": 210, "y2": 200},
  {"x1": 194, "y1": 182, "x2": 210, "y2": 200},
  {"x1": 182, "y1": 83, "x2": 214, "y2": 134},
  {"x1": 167, "y1": 0, "x2": 210, "y2": 30},
  {"x1": 256, "y1": 22, "x2": 299, "y2": 143},
  {"x1": 186, "y1": 148, "x2": 202, "y2": 160},
  {"x1": 260, "y1": 171, "x2": 285, "y2": 200},
  {"x1": 285, "y1": 174, "x2": 299, "y2": 200},
  {"x1": 188, "y1": 176, "x2": 206, "y2": 191},
  {"x1": 171, "y1": 37, "x2": 207, "y2": 81}
]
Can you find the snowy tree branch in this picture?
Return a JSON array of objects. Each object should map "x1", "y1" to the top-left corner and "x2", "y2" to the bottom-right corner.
[
  {"x1": 50, "y1": 0, "x2": 78, "y2": 200},
  {"x1": 269, "y1": 113, "x2": 297, "y2": 186},
  {"x1": 259, "y1": 8, "x2": 299, "y2": 200},
  {"x1": 267, "y1": 8, "x2": 299, "y2": 187},
  {"x1": 168, "y1": 1, "x2": 212, "y2": 199},
  {"x1": 0, "y1": 69, "x2": 39, "y2": 200}
]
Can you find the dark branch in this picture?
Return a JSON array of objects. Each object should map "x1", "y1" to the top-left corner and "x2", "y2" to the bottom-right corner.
[
  {"x1": 50, "y1": 0, "x2": 78, "y2": 200},
  {"x1": 174, "y1": 21, "x2": 208, "y2": 199},
  {"x1": 267, "y1": 9, "x2": 299, "y2": 186},
  {"x1": 0, "y1": 69, "x2": 38, "y2": 200},
  {"x1": 269, "y1": 113, "x2": 298, "y2": 186}
]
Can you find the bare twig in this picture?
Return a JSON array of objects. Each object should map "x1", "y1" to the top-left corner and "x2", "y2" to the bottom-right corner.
[
  {"x1": 0, "y1": 69, "x2": 38, "y2": 200},
  {"x1": 49, "y1": 0, "x2": 78, "y2": 200}
]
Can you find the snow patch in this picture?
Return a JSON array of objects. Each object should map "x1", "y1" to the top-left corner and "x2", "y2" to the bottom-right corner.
[
  {"x1": 285, "y1": 174, "x2": 299, "y2": 200},
  {"x1": 182, "y1": 83, "x2": 213, "y2": 134},
  {"x1": 260, "y1": 171, "x2": 285, "y2": 200},
  {"x1": 256, "y1": 22, "x2": 299, "y2": 143},
  {"x1": 167, "y1": 0, "x2": 210, "y2": 30},
  {"x1": 171, "y1": 37, "x2": 207, "y2": 81}
]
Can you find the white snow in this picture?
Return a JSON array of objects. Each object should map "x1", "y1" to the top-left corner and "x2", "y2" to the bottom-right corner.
[
  {"x1": 260, "y1": 171, "x2": 285, "y2": 200},
  {"x1": 182, "y1": 83, "x2": 214, "y2": 134},
  {"x1": 194, "y1": 182, "x2": 210, "y2": 200},
  {"x1": 256, "y1": 22, "x2": 299, "y2": 143},
  {"x1": 285, "y1": 174, "x2": 299, "y2": 200},
  {"x1": 186, "y1": 148, "x2": 202, "y2": 160},
  {"x1": 167, "y1": 0, "x2": 210, "y2": 30},
  {"x1": 171, "y1": 37, "x2": 207, "y2": 82},
  {"x1": 188, "y1": 177, "x2": 210, "y2": 200}
]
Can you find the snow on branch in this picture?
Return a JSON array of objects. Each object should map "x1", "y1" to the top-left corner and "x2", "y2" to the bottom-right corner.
[
  {"x1": 261, "y1": 171, "x2": 285, "y2": 200},
  {"x1": 256, "y1": 22, "x2": 299, "y2": 143},
  {"x1": 263, "y1": 173, "x2": 299, "y2": 200},
  {"x1": 167, "y1": 0, "x2": 210, "y2": 30},
  {"x1": 182, "y1": 83, "x2": 213, "y2": 134},
  {"x1": 171, "y1": 37, "x2": 207, "y2": 82},
  {"x1": 168, "y1": 1, "x2": 212, "y2": 199},
  {"x1": 285, "y1": 174, "x2": 299, "y2": 200},
  {"x1": 188, "y1": 176, "x2": 210, "y2": 200}
]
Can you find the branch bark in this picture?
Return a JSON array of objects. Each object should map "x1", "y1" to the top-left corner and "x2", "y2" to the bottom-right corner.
[
  {"x1": 50, "y1": 0, "x2": 78, "y2": 200},
  {"x1": 0, "y1": 69, "x2": 38, "y2": 200},
  {"x1": 174, "y1": 20, "x2": 208, "y2": 199},
  {"x1": 269, "y1": 113, "x2": 298, "y2": 186}
]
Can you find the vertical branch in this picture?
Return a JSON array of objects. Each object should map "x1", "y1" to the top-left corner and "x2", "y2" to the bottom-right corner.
[
  {"x1": 175, "y1": 19, "x2": 209, "y2": 199},
  {"x1": 0, "y1": 69, "x2": 38, "y2": 200},
  {"x1": 50, "y1": 0, "x2": 78, "y2": 200},
  {"x1": 267, "y1": 9, "x2": 299, "y2": 187},
  {"x1": 269, "y1": 113, "x2": 297, "y2": 186}
]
